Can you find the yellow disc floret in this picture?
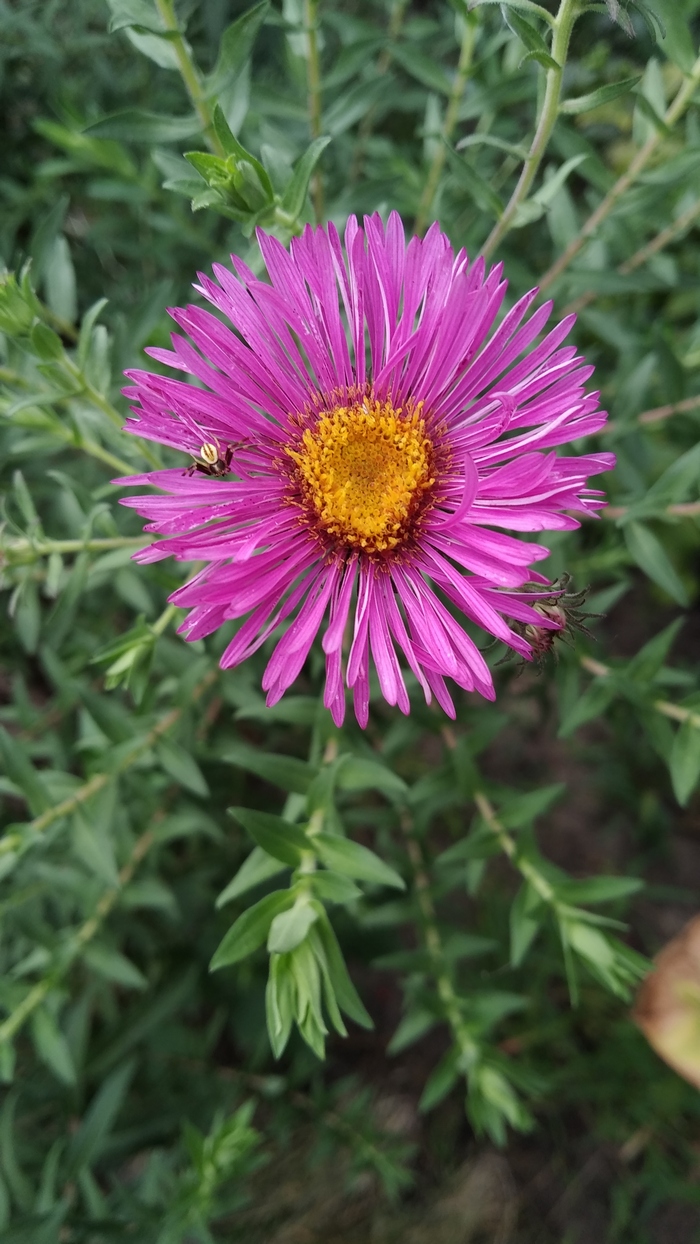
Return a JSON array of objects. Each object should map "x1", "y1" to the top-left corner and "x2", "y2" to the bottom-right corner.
[{"x1": 288, "y1": 396, "x2": 435, "y2": 554}]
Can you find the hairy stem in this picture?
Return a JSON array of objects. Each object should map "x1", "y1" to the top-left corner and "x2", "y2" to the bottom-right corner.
[
  {"x1": 414, "y1": 12, "x2": 479, "y2": 237},
  {"x1": 481, "y1": 0, "x2": 580, "y2": 261},
  {"x1": 539, "y1": 51, "x2": 700, "y2": 291},
  {"x1": 154, "y1": 0, "x2": 225, "y2": 156}
]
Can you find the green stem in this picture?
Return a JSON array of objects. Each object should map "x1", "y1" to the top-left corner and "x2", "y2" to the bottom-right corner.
[
  {"x1": 0, "y1": 822, "x2": 157, "y2": 1046},
  {"x1": 414, "y1": 13, "x2": 479, "y2": 236},
  {"x1": 154, "y1": 0, "x2": 225, "y2": 156},
  {"x1": 1, "y1": 535, "x2": 147, "y2": 567},
  {"x1": 473, "y1": 791, "x2": 556, "y2": 904},
  {"x1": 480, "y1": 0, "x2": 580, "y2": 261},
  {"x1": 399, "y1": 809, "x2": 479, "y2": 1066},
  {"x1": 150, "y1": 601, "x2": 180, "y2": 637},
  {"x1": 350, "y1": 0, "x2": 411, "y2": 184},
  {"x1": 539, "y1": 50, "x2": 700, "y2": 291},
  {"x1": 303, "y1": 0, "x2": 324, "y2": 223},
  {"x1": 62, "y1": 357, "x2": 161, "y2": 470}
]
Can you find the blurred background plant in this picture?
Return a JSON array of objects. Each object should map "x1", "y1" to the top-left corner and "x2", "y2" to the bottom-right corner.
[{"x1": 2, "y1": 0, "x2": 700, "y2": 1239}]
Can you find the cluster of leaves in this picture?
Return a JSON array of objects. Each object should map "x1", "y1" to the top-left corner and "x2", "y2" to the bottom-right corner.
[{"x1": 2, "y1": 0, "x2": 700, "y2": 1238}]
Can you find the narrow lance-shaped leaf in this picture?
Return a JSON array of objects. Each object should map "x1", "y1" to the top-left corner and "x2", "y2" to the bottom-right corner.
[
  {"x1": 210, "y1": 890, "x2": 295, "y2": 970},
  {"x1": 205, "y1": 1, "x2": 270, "y2": 97},
  {"x1": 228, "y1": 807, "x2": 310, "y2": 867},
  {"x1": 315, "y1": 832, "x2": 405, "y2": 890},
  {"x1": 280, "y1": 136, "x2": 332, "y2": 220}
]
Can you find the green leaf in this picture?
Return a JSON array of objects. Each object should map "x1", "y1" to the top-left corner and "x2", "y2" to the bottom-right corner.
[
  {"x1": 30, "y1": 323, "x2": 64, "y2": 361},
  {"x1": 280, "y1": 135, "x2": 332, "y2": 219},
  {"x1": 64, "y1": 1061, "x2": 134, "y2": 1176},
  {"x1": 315, "y1": 833, "x2": 405, "y2": 890},
  {"x1": 419, "y1": 1047, "x2": 461, "y2": 1112},
  {"x1": 670, "y1": 719, "x2": 700, "y2": 805},
  {"x1": 0, "y1": 1093, "x2": 33, "y2": 1208},
  {"x1": 626, "y1": 618, "x2": 684, "y2": 682},
  {"x1": 82, "y1": 944, "x2": 147, "y2": 990},
  {"x1": 124, "y1": 28, "x2": 180, "y2": 71},
  {"x1": 72, "y1": 809, "x2": 120, "y2": 887},
  {"x1": 266, "y1": 952, "x2": 295, "y2": 1057},
  {"x1": 210, "y1": 890, "x2": 294, "y2": 970},
  {"x1": 520, "y1": 48, "x2": 561, "y2": 71},
  {"x1": 31, "y1": 1008, "x2": 76, "y2": 1085},
  {"x1": 156, "y1": 740, "x2": 209, "y2": 797},
  {"x1": 469, "y1": 0, "x2": 555, "y2": 24},
  {"x1": 336, "y1": 754, "x2": 408, "y2": 799},
  {"x1": 388, "y1": 1009, "x2": 438, "y2": 1055},
  {"x1": 560, "y1": 75, "x2": 642, "y2": 114},
  {"x1": 558, "y1": 678, "x2": 617, "y2": 736},
  {"x1": 498, "y1": 784, "x2": 566, "y2": 829},
  {"x1": 390, "y1": 42, "x2": 453, "y2": 94},
  {"x1": 555, "y1": 875, "x2": 643, "y2": 904},
  {"x1": 531, "y1": 155, "x2": 588, "y2": 206},
  {"x1": 216, "y1": 845, "x2": 286, "y2": 907},
  {"x1": 501, "y1": 4, "x2": 556, "y2": 59},
  {"x1": 444, "y1": 145, "x2": 504, "y2": 219},
  {"x1": 624, "y1": 522, "x2": 689, "y2": 606},
  {"x1": 211, "y1": 105, "x2": 274, "y2": 198},
  {"x1": 84, "y1": 110, "x2": 202, "y2": 143},
  {"x1": 220, "y1": 741, "x2": 314, "y2": 794},
  {"x1": 228, "y1": 807, "x2": 310, "y2": 866},
  {"x1": 267, "y1": 901, "x2": 318, "y2": 953},
  {"x1": 510, "y1": 883, "x2": 542, "y2": 967},
  {"x1": 650, "y1": 0, "x2": 697, "y2": 72},
  {"x1": 309, "y1": 871, "x2": 362, "y2": 905},
  {"x1": 107, "y1": 0, "x2": 166, "y2": 34},
  {"x1": 312, "y1": 912, "x2": 373, "y2": 1028},
  {"x1": 0, "y1": 727, "x2": 51, "y2": 816},
  {"x1": 206, "y1": 1, "x2": 270, "y2": 96}
]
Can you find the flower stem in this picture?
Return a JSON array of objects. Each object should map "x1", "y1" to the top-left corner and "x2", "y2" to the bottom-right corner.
[
  {"x1": 539, "y1": 50, "x2": 700, "y2": 291},
  {"x1": 304, "y1": 0, "x2": 324, "y2": 223},
  {"x1": 480, "y1": 0, "x2": 580, "y2": 261},
  {"x1": 154, "y1": 0, "x2": 225, "y2": 156},
  {"x1": 414, "y1": 12, "x2": 479, "y2": 237}
]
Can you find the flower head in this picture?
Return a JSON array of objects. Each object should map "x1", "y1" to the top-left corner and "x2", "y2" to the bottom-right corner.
[{"x1": 119, "y1": 212, "x2": 613, "y2": 726}]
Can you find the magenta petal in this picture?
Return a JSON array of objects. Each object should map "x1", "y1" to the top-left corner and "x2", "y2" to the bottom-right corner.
[{"x1": 121, "y1": 212, "x2": 612, "y2": 725}]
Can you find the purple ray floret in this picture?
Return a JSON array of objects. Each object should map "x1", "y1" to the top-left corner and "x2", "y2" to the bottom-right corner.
[{"x1": 117, "y1": 212, "x2": 614, "y2": 726}]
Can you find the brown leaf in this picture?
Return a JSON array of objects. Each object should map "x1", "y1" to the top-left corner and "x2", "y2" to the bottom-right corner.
[{"x1": 633, "y1": 913, "x2": 700, "y2": 1088}]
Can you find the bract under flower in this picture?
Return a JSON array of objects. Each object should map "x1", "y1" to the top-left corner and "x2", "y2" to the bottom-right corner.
[{"x1": 117, "y1": 212, "x2": 614, "y2": 726}]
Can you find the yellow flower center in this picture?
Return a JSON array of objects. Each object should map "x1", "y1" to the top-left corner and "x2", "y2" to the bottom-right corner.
[{"x1": 288, "y1": 397, "x2": 435, "y2": 554}]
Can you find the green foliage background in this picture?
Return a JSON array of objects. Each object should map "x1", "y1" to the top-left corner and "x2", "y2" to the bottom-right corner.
[{"x1": 2, "y1": 0, "x2": 700, "y2": 1238}]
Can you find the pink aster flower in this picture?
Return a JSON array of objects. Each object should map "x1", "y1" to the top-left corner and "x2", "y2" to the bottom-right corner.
[{"x1": 118, "y1": 212, "x2": 613, "y2": 726}]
